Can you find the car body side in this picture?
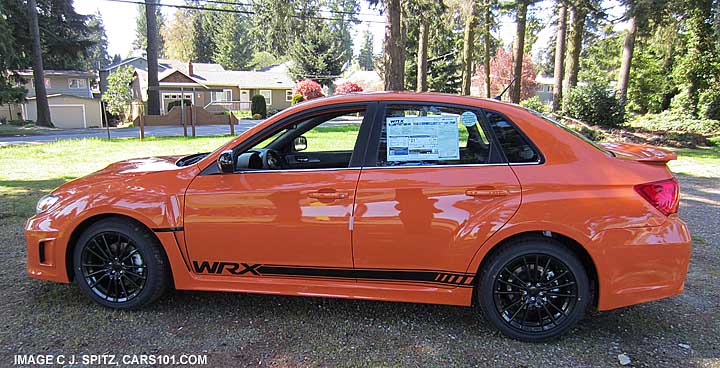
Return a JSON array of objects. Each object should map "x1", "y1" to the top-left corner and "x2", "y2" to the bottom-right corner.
[{"x1": 25, "y1": 92, "x2": 691, "y2": 311}]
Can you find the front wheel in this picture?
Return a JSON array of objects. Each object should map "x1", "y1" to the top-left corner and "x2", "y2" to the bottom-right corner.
[
  {"x1": 73, "y1": 218, "x2": 170, "y2": 309},
  {"x1": 477, "y1": 237, "x2": 590, "y2": 342}
]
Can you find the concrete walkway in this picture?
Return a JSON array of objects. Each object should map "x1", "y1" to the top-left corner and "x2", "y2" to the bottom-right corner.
[{"x1": 0, "y1": 120, "x2": 264, "y2": 146}]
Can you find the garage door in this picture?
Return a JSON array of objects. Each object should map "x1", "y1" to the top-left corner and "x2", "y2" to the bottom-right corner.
[{"x1": 49, "y1": 105, "x2": 85, "y2": 129}]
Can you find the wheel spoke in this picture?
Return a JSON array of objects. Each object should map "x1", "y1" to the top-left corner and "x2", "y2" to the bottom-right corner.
[
  {"x1": 88, "y1": 273, "x2": 108, "y2": 289},
  {"x1": 540, "y1": 257, "x2": 552, "y2": 280},
  {"x1": 121, "y1": 274, "x2": 141, "y2": 289},
  {"x1": 545, "y1": 281, "x2": 575, "y2": 290},
  {"x1": 547, "y1": 299, "x2": 568, "y2": 316},
  {"x1": 494, "y1": 290, "x2": 524, "y2": 295},
  {"x1": 508, "y1": 303, "x2": 528, "y2": 323},
  {"x1": 496, "y1": 278, "x2": 528, "y2": 290},
  {"x1": 90, "y1": 239, "x2": 111, "y2": 261},
  {"x1": 118, "y1": 276, "x2": 129, "y2": 298},
  {"x1": 522, "y1": 256, "x2": 532, "y2": 283},
  {"x1": 541, "y1": 303, "x2": 559, "y2": 326},
  {"x1": 544, "y1": 270, "x2": 569, "y2": 286},
  {"x1": 121, "y1": 248, "x2": 138, "y2": 262},
  {"x1": 124, "y1": 269, "x2": 146, "y2": 280},
  {"x1": 500, "y1": 298, "x2": 524, "y2": 313},
  {"x1": 82, "y1": 263, "x2": 106, "y2": 268},
  {"x1": 546, "y1": 292, "x2": 576, "y2": 297},
  {"x1": 85, "y1": 269, "x2": 107, "y2": 277},
  {"x1": 101, "y1": 234, "x2": 115, "y2": 258}
]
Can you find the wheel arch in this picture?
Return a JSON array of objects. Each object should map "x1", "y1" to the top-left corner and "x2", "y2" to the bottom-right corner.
[
  {"x1": 470, "y1": 230, "x2": 599, "y2": 308},
  {"x1": 65, "y1": 213, "x2": 169, "y2": 283}
]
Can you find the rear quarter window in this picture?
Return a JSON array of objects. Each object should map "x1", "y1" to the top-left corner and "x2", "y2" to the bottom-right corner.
[{"x1": 483, "y1": 109, "x2": 541, "y2": 163}]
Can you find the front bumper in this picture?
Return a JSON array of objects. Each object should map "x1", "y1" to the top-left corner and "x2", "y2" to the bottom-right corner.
[
  {"x1": 25, "y1": 216, "x2": 71, "y2": 283},
  {"x1": 591, "y1": 216, "x2": 692, "y2": 311}
]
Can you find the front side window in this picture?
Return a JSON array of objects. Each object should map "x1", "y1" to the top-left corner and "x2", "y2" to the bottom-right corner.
[
  {"x1": 285, "y1": 90, "x2": 293, "y2": 102},
  {"x1": 483, "y1": 109, "x2": 541, "y2": 163},
  {"x1": 234, "y1": 107, "x2": 366, "y2": 171},
  {"x1": 375, "y1": 105, "x2": 494, "y2": 167}
]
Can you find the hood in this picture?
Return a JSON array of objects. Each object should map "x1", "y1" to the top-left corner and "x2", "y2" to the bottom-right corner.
[
  {"x1": 598, "y1": 142, "x2": 677, "y2": 163},
  {"x1": 92, "y1": 156, "x2": 184, "y2": 175}
]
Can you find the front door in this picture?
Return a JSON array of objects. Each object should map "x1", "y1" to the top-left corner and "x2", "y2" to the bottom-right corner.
[
  {"x1": 239, "y1": 90, "x2": 250, "y2": 111},
  {"x1": 352, "y1": 103, "x2": 522, "y2": 288},
  {"x1": 183, "y1": 104, "x2": 373, "y2": 278}
]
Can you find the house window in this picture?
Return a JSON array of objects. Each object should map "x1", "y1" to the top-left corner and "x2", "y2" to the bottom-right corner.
[
  {"x1": 211, "y1": 89, "x2": 233, "y2": 102},
  {"x1": 68, "y1": 78, "x2": 87, "y2": 89},
  {"x1": 259, "y1": 89, "x2": 272, "y2": 105},
  {"x1": 285, "y1": 90, "x2": 293, "y2": 102}
]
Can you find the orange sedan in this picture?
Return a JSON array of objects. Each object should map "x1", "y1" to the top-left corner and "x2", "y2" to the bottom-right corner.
[{"x1": 25, "y1": 92, "x2": 691, "y2": 341}]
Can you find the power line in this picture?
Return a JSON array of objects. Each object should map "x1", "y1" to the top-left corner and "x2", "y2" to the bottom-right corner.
[
  {"x1": 195, "y1": 0, "x2": 383, "y2": 18},
  {"x1": 100, "y1": 0, "x2": 385, "y2": 23}
]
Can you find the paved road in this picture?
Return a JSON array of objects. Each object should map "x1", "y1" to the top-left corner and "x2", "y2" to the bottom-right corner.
[{"x1": 0, "y1": 121, "x2": 263, "y2": 146}]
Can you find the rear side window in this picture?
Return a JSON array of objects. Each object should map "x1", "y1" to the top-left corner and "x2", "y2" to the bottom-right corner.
[
  {"x1": 375, "y1": 105, "x2": 495, "y2": 167},
  {"x1": 483, "y1": 109, "x2": 541, "y2": 163}
]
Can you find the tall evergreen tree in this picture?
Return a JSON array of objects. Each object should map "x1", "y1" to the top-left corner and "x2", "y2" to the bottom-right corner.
[
  {"x1": 288, "y1": 20, "x2": 345, "y2": 86},
  {"x1": 133, "y1": 3, "x2": 165, "y2": 57},
  {"x1": 83, "y1": 12, "x2": 111, "y2": 70},
  {"x1": 190, "y1": 8, "x2": 218, "y2": 62},
  {"x1": 213, "y1": 10, "x2": 254, "y2": 70},
  {"x1": 326, "y1": 0, "x2": 360, "y2": 66},
  {"x1": 357, "y1": 30, "x2": 375, "y2": 70}
]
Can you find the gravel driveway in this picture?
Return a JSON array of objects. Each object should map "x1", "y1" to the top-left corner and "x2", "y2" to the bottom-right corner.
[{"x1": 0, "y1": 175, "x2": 717, "y2": 367}]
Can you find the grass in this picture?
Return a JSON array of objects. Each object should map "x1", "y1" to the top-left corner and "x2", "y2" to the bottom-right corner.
[
  {"x1": 0, "y1": 123, "x2": 48, "y2": 136},
  {"x1": 668, "y1": 136, "x2": 720, "y2": 178}
]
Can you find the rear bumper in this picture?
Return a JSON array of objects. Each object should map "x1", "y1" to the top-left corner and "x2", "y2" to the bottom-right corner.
[{"x1": 591, "y1": 216, "x2": 691, "y2": 311}]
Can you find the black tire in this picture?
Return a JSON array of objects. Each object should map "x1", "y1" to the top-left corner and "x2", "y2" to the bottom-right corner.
[
  {"x1": 73, "y1": 217, "x2": 170, "y2": 309},
  {"x1": 477, "y1": 236, "x2": 590, "y2": 342}
]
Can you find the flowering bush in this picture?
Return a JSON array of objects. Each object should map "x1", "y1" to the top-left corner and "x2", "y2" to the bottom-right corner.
[
  {"x1": 293, "y1": 79, "x2": 324, "y2": 100},
  {"x1": 334, "y1": 81, "x2": 363, "y2": 94}
]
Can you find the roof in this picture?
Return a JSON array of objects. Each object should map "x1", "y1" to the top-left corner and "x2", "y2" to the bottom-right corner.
[
  {"x1": 17, "y1": 70, "x2": 96, "y2": 78},
  {"x1": 194, "y1": 70, "x2": 294, "y2": 89}
]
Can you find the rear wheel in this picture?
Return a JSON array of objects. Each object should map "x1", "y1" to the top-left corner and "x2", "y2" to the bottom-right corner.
[
  {"x1": 477, "y1": 236, "x2": 590, "y2": 342},
  {"x1": 73, "y1": 218, "x2": 170, "y2": 309}
]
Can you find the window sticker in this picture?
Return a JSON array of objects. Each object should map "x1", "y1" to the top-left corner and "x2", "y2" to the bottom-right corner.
[
  {"x1": 386, "y1": 116, "x2": 460, "y2": 162},
  {"x1": 460, "y1": 111, "x2": 478, "y2": 127}
]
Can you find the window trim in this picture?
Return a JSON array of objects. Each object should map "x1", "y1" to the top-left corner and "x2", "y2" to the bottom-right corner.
[
  {"x1": 285, "y1": 90, "x2": 293, "y2": 102},
  {"x1": 200, "y1": 102, "x2": 378, "y2": 175},
  {"x1": 259, "y1": 89, "x2": 272, "y2": 105},
  {"x1": 478, "y1": 108, "x2": 545, "y2": 165},
  {"x1": 362, "y1": 101, "x2": 507, "y2": 168},
  {"x1": 68, "y1": 78, "x2": 87, "y2": 89}
]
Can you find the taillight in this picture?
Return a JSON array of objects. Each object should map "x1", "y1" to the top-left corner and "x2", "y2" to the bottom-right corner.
[{"x1": 634, "y1": 178, "x2": 679, "y2": 216}]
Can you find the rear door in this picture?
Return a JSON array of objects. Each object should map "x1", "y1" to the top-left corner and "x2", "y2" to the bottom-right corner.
[{"x1": 351, "y1": 103, "x2": 522, "y2": 288}]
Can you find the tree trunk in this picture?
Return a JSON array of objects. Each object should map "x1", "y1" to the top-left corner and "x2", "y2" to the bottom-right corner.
[
  {"x1": 461, "y1": 3, "x2": 478, "y2": 96},
  {"x1": 563, "y1": 5, "x2": 585, "y2": 106},
  {"x1": 145, "y1": 0, "x2": 161, "y2": 115},
  {"x1": 510, "y1": 0, "x2": 528, "y2": 103},
  {"x1": 384, "y1": 0, "x2": 404, "y2": 91},
  {"x1": 616, "y1": 15, "x2": 637, "y2": 108},
  {"x1": 552, "y1": 3, "x2": 567, "y2": 112},
  {"x1": 483, "y1": 0, "x2": 491, "y2": 98},
  {"x1": 27, "y1": 0, "x2": 52, "y2": 127},
  {"x1": 416, "y1": 19, "x2": 429, "y2": 92}
]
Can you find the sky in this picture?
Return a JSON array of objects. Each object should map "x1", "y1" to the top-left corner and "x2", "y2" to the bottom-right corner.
[{"x1": 73, "y1": 0, "x2": 624, "y2": 68}]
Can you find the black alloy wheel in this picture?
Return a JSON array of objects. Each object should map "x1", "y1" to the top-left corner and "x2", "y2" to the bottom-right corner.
[
  {"x1": 74, "y1": 218, "x2": 170, "y2": 309},
  {"x1": 478, "y1": 236, "x2": 590, "y2": 342},
  {"x1": 80, "y1": 232, "x2": 147, "y2": 303}
]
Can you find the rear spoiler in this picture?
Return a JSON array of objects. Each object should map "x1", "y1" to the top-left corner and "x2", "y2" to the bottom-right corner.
[{"x1": 598, "y1": 142, "x2": 677, "y2": 163}]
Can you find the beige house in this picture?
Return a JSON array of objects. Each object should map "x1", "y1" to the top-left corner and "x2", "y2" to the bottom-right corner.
[
  {"x1": 4, "y1": 70, "x2": 102, "y2": 128},
  {"x1": 102, "y1": 58, "x2": 295, "y2": 116}
]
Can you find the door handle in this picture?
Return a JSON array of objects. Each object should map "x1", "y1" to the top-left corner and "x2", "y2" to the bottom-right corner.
[
  {"x1": 465, "y1": 188, "x2": 510, "y2": 197},
  {"x1": 308, "y1": 191, "x2": 348, "y2": 199},
  {"x1": 296, "y1": 156, "x2": 309, "y2": 162}
]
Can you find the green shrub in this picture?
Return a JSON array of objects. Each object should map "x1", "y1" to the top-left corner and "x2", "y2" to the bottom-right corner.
[
  {"x1": 167, "y1": 99, "x2": 192, "y2": 110},
  {"x1": 630, "y1": 110, "x2": 720, "y2": 135},
  {"x1": 563, "y1": 83, "x2": 625, "y2": 128},
  {"x1": 700, "y1": 88, "x2": 720, "y2": 121},
  {"x1": 520, "y1": 96, "x2": 550, "y2": 114},
  {"x1": 251, "y1": 94, "x2": 267, "y2": 118},
  {"x1": 291, "y1": 93, "x2": 304, "y2": 105}
]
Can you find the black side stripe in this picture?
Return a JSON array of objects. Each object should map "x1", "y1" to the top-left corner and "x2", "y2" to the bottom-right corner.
[
  {"x1": 152, "y1": 227, "x2": 184, "y2": 233},
  {"x1": 192, "y1": 261, "x2": 475, "y2": 288}
]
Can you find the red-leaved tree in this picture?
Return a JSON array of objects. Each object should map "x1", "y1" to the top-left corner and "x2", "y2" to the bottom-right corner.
[
  {"x1": 474, "y1": 48, "x2": 537, "y2": 100},
  {"x1": 334, "y1": 81, "x2": 364, "y2": 94},
  {"x1": 293, "y1": 79, "x2": 324, "y2": 100}
]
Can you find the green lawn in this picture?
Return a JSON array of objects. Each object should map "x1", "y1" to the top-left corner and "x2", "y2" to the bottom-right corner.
[{"x1": 668, "y1": 136, "x2": 720, "y2": 178}]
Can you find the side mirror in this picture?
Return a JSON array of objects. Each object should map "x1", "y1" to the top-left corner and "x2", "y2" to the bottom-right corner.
[
  {"x1": 217, "y1": 150, "x2": 234, "y2": 173},
  {"x1": 293, "y1": 136, "x2": 307, "y2": 152}
]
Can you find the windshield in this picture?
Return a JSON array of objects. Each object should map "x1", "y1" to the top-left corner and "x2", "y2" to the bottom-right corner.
[{"x1": 523, "y1": 108, "x2": 614, "y2": 157}]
